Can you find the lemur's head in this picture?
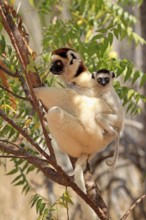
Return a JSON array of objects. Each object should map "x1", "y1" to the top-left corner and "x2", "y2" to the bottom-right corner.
[
  {"x1": 50, "y1": 48, "x2": 87, "y2": 83},
  {"x1": 92, "y1": 69, "x2": 115, "y2": 88}
]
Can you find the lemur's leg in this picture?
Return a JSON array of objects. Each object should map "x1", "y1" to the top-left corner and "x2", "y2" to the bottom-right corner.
[
  {"x1": 74, "y1": 154, "x2": 89, "y2": 193},
  {"x1": 45, "y1": 106, "x2": 87, "y2": 158}
]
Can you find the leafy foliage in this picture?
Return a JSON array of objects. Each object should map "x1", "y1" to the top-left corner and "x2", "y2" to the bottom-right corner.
[
  {"x1": 42, "y1": 0, "x2": 146, "y2": 114},
  {"x1": 30, "y1": 189, "x2": 73, "y2": 220},
  {"x1": 6, "y1": 157, "x2": 37, "y2": 194}
]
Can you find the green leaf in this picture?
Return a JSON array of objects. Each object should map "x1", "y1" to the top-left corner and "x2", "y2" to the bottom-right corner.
[
  {"x1": 30, "y1": 194, "x2": 40, "y2": 208},
  {"x1": 132, "y1": 70, "x2": 140, "y2": 85},
  {"x1": 7, "y1": 168, "x2": 18, "y2": 175},
  {"x1": 14, "y1": 180, "x2": 25, "y2": 186},
  {"x1": 26, "y1": 165, "x2": 35, "y2": 174},
  {"x1": 113, "y1": 28, "x2": 119, "y2": 39},
  {"x1": 108, "y1": 32, "x2": 113, "y2": 45},
  {"x1": 124, "y1": 67, "x2": 132, "y2": 82},
  {"x1": 11, "y1": 174, "x2": 22, "y2": 184},
  {"x1": 15, "y1": 159, "x2": 25, "y2": 166},
  {"x1": 126, "y1": 103, "x2": 133, "y2": 113},
  {"x1": 36, "y1": 199, "x2": 43, "y2": 213},
  {"x1": 39, "y1": 203, "x2": 46, "y2": 214},
  {"x1": 22, "y1": 162, "x2": 29, "y2": 172},
  {"x1": 22, "y1": 184, "x2": 30, "y2": 195},
  {"x1": 93, "y1": 33, "x2": 104, "y2": 39},
  {"x1": 127, "y1": 89, "x2": 134, "y2": 100},
  {"x1": 0, "y1": 35, "x2": 6, "y2": 55},
  {"x1": 140, "y1": 74, "x2": 146, "y2": 87}
]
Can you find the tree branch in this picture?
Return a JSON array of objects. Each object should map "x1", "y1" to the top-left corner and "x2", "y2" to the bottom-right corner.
[
  {"x1": 120, "y1": 194, "x2": 146, "y2": 220},
  {"x1": 0, "y1": 64, "x2": 17, "y2": 77},
  {"x1": 0, "y1": 0, "x2": 56, "y2": 160},
  {"x1": 84, "y1": 167, "x2": 110, "y2": 219},
  {"x1": 0, "y1": 140, "x2": 66, "y2": 185},
  {"x1": 0, "y1": 110, "x2": 50, "y2": 161},
  {"x1": 0, "y1": 139, "x2": 110, "y2": 219},
  {"x1": 0, "y1": 85, "x2": 28, "y2": 101}
]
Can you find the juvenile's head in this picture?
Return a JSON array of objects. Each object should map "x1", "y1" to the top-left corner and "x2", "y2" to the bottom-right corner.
[
  {"x1": 50, "y1": 48, "x2": 87, "y2": 83},
  {"x1": 92, "y1": 69, "x2": 115, "y2": 88}
]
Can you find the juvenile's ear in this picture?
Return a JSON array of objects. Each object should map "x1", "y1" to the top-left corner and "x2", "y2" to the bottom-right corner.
[
  {"x1": 91, "y1": 72, "x2": 96, "y2": 79},
  {"x1": 112, "y1": 72, "x2": 115, "y2": 78}
]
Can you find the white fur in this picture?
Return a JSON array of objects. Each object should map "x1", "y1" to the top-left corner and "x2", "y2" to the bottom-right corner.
[
  {"x1": 34, "y1": 49, "x2": 124, "y2": 219},
  {"x1": 34, "y1": 86, "x2": 116, "y2": 158},
  {"x1": 92, "y1": 72, "x2": 124, "y2": 167}
]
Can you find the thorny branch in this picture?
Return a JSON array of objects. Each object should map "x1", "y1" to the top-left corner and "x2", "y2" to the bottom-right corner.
[{"x1": 0, "y1": 0, "x2": 56, "y2": 160}]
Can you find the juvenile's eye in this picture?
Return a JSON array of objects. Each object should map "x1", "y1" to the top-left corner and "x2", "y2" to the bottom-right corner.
[
  {"x1": 105, "y1": 77, "x2": 109, "y2": 83},
  {"x1": 97, "y1": 78, "x2": 102, "y2": 83}
]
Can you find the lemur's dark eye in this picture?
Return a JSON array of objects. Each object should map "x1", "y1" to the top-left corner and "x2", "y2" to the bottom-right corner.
[
  {"x1": 50, "y1": 60, "x2": 64, "y2": 74},
  {"x1": 97, "y1": 78, "x2": 102, "y2": 83},
  {"x1": 56, "y1": 61, "x2": 62, "y2": 66},
  {"x1": 105, "y1": 77, "x2": 109, "y2": 83}
]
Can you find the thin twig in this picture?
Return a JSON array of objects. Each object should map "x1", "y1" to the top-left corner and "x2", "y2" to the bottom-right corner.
[
  {"x1": 0, "y1": 155, "x2": 27, "y2": 159},
  {"x1": 0, "y1": 85, "x2": 28, "y2": 101},
  {"x1": 120, "y1": 194, "x2": 146, "y2": 220},
  {"x1": 0, "y1": 62, "x2": 30, "y2": 98},
  {"x1": 0, "y1": 110, "x2": 50, "y2": 161},
  {"x1": 0, "y1": 141, "x2": 67, "y2": 185},
  {"x1": 0, "y1": 139, "x2": 20, "y2": 148},
  {"x1": 0, "y1": 65, "x2": 17, "y2": 77}
]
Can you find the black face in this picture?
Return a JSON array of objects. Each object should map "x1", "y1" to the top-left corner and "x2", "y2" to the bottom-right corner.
[
  {"x1": 50, "y1": 60, "x2": 64, "y2": 75},
  {"x1": 97, "y1": 77, "x2": 110, "y2": 87}
]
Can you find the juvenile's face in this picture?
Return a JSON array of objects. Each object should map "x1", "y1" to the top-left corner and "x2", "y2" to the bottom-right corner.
[
  {"x1": 92, "y1": 69, "x2": 115, "y2": 88},
  {"x1": 96, "y1": 73, "x2": 110, "y2": 87}
]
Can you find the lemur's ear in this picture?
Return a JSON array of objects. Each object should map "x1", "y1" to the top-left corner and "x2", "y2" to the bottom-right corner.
[
  {"x1": 70, "y1": 53, "x2": 77, "y2": 65},
  {"x1": 112, "y1": 72, "x2": 115, "y2": 78},
  {"x1": 92, "y1": 72, "x2": 96, "y2": 79}
]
